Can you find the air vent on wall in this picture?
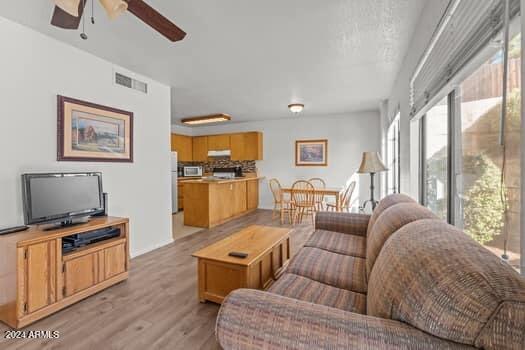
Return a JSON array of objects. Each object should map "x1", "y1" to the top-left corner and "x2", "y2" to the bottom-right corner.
[{"x1": 115, "y1": 72, "x2": 148, "y2": 94}]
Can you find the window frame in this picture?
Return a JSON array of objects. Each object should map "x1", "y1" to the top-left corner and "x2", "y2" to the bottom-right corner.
[
  {"x1": 386, "y1": 113, "x2": 401, "y2": 194},
  {"x1": 419, "y1": 94, "x2": 453, "y2": 223}
]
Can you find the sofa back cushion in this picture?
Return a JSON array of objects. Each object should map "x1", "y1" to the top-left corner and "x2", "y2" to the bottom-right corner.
[
  {"x1": 366, "y1": 193, "x2": 415, "y2": 237},
  {"x1": 366, "y1": 202, "x2": 436, "y2": 279},
  {"x1": 367, "y1": 219, "x2": 525, "y2": 349}
]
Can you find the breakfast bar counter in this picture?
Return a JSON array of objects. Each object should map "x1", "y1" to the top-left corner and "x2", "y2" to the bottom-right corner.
[{"x1": 183, "y1": 176, "x2": 263, "y2": 228}]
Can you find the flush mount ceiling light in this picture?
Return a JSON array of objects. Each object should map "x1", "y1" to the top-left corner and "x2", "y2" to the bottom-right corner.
[
  {"x1": 181, "y1": 114, "x2": 232, "y2": 125},
  {"x1": 288, "y1": 103, "x2": 304, "y2": 114},
  {"x1": 54, "y1": 0, "x2": 81, "y2": 17}
]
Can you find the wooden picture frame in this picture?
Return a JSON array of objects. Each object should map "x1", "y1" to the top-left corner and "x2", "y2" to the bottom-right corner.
[
  {"x1": 57, "y1": 95, "x2": 133, "y2": 162},
  {"x1": 295, "y1": 139, "x2": 328, "y2": 166}
]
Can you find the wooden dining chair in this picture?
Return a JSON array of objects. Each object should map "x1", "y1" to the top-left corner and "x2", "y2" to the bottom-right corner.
[
  {"x1": 269, "y1": 178, "x2": 293, "y2": 224},
  {"x1": 326, "y1": 181, "x2": 356, "y2": 212},
  {"x1": 291, "y1": 180, "x2": 316, "y2": 226},
  {"x1": 308, "y1": 178, "x2": 326, "y2": 211}
]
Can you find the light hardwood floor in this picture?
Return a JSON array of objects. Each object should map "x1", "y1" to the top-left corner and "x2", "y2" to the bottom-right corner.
[{"x1": 0, "y1": 209, "x2": 313, "y2": 350}]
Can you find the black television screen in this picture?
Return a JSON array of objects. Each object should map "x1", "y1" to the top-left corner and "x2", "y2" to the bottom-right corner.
[{"x1": 22, "y1": 172, "x2": 103, "y2": 225}]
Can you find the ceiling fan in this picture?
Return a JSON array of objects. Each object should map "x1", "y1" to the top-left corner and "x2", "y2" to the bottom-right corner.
[{"x1": 51, "y1": 0, "x2": 186, "y2": 42}]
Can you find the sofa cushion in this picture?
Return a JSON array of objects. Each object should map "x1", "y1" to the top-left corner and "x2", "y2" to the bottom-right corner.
[
  {"x1": 366, "y1": 202, "x2": 437, "y2": 278},
  {"x1": 315, "y1": 212, "x2": 371, "y2": 236},
  {"x1": 268, "y1": 273, "x2": 367, "y2": 314},
  {"x1": 286, "y1": 247, "x2": 367, "y2": 293},
  {"x1": 366, "y1": 193, "x2": 415, "y2": 237},
  {"x1": 367, "y1": 219, "x2": 525, "y2": 349},
  {"x1": 305, "y1": 230, "x2": 366, "y2": 258}
]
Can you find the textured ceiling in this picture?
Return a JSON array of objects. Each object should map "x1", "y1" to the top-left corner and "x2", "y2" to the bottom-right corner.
[{"x1": 0, "y1": 0, "x2": 427, "y2": 124}]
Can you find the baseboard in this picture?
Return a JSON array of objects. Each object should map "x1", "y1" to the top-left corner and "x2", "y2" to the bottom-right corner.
[
  {"x1": 258, "y1": 205, "x2": 274, "y2": 210},
  {"x1": 131, "y1": 237, "x2": 174, "y2": 258}
]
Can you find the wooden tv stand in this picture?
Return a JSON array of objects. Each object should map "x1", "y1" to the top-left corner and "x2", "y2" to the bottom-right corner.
[{"x1": 0, "y1": 216, "x2": 129, "y2": 329}]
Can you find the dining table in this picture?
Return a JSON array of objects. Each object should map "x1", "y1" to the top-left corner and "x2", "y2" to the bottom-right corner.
[{"x1": 281, "y1": 187, "x2": 344, "y2": 212}]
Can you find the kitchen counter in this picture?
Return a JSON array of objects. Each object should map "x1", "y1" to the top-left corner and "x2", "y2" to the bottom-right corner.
[
  {"x1": 183, "y1": 176, "x2": 263, "y2": 228},
  {"x1": 182, "y1": 176, "x2": 264, "y2": 185}
]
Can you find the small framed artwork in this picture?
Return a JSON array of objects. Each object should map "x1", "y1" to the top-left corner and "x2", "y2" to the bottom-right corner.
[
  {"x1": 295, "y1": 139, "x2": 328, "y2": 166},
  {"x1": 57, "y1": 95, "x2": 133, "y2": 162}
]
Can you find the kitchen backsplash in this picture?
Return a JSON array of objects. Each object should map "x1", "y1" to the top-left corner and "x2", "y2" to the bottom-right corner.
[{"x1": 179, "y1": 159, "x2": 257, "y2": 174}]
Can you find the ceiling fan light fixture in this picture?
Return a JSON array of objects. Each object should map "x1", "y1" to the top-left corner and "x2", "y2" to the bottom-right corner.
[
  {"x1": 181, "y1": 114, "x2": 232, "y2": 125},
  {"x1": 54, "y1": 0, "x2": 81, "y2": 17},
  {"x1": 288, "y1": 103, "x2": 304, "y2": 114},
  {"x1": 99, "y1": 0, "x2": 128, "y2": 20}
]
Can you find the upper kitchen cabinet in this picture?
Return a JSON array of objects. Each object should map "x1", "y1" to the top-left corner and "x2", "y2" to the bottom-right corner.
[
  {"x1": 231, "y1": 132, "x2": 263, "y2": 161},
  {"x1": 192, "y1": 136, "x2": 209, "y2": 161},
  {"x1": 207, "y1": 135, "x2": 230, "y2": 151},
  {"x1": 171, "y1": 134, "x2": 193, "y2": 161}
]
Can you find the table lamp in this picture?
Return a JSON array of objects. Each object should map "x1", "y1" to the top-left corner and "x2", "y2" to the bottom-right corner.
[{"x1": 357, "y1": 152, "x2": 387, "y2": 211}]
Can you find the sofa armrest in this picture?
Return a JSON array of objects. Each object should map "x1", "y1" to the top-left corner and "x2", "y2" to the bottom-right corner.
[
  {"x1": 315, "y1": 212, "x2": 370, "y2": 236},
  {"x1": 216, "y1": 289, "x2": 473, "y2": 350}
]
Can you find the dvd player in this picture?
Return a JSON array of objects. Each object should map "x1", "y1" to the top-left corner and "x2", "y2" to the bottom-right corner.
[{"x1": 62, "y1": 227, "x2": 121, "y2": 253}]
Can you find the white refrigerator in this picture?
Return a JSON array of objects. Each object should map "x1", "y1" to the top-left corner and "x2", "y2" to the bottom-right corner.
[{"x1": 171, "y1": 152, "x2": 178, "y2": 214}]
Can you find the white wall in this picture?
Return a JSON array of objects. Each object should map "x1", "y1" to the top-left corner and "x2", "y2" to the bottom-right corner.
[
  {"x1": 0, "y1": 17, "x2": 173, "y2": 257},
  {"x1": 190, "y1": 112, "x2": 381, "y2": 212},
  {"x1": 382, "y1": 0, "x2": 450, "y2": 198}
]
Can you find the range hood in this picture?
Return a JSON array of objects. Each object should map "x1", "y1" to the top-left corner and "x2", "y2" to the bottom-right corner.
[{"x1": 207, "y1": 150, "x2": 231, "y2": 157}]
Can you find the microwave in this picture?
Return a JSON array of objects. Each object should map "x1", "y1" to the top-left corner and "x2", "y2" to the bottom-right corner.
[{"x1": 183, "y1": 166, "x2": 203, "y2": 177}]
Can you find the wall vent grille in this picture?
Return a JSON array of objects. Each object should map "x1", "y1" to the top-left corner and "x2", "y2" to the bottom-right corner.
[{"x1": 115, "y1": 72, "x2": 148, "y2": 94}]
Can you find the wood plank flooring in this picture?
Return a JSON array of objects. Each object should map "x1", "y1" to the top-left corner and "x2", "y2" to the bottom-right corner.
[{"x1": 0, "y1": 209, "x2": 313, "y2": 350}]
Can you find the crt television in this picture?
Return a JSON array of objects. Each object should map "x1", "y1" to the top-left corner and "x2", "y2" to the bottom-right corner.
[{"x1": 22, "y1": 172, "x2": 104, "y2": 226}]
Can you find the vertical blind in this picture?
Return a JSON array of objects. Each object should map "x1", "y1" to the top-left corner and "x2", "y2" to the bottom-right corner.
[{"x1": 410, "y1": 0, "x2": 520, "y2": 117}]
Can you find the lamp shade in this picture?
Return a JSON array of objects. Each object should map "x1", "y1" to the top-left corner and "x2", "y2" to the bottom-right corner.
[
  {"x1": 357, "y1": 152, "x2": 387, "y2": 174},
  {"x1": 99, "y1": 0, "x2": 128, "y2": 19},
  {"x1": 55, "y1": 0, "x2": 81, "y2": 17}
]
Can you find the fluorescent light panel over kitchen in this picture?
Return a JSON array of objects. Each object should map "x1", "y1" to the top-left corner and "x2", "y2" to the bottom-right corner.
[{"x1": 181, "y1": 114, "x2": 232, "y2": 125}]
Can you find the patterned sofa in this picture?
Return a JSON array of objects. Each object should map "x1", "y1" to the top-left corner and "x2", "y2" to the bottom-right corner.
[{"x1": 216, "y1": 194, "x2": 525, "y2": 350}]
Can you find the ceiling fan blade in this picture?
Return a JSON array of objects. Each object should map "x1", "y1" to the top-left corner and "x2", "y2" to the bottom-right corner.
[
  {"x1": 50, "y1": 1, "x2": 87, "y2": 30},
  {"x1": 125, "y1": 0, "x2": 186, "y2": 42}
]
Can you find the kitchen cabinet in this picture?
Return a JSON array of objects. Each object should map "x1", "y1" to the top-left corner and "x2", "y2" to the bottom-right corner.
[
  {"x1": 232, "y1": 182, "x2": 247, "y2": 216},
  {"x1": 177, "y1": 183, "x2": 184, "y2": 210},
  {"x1": 246, "y1": 180, "x2": 259, "y2": 210},
  {"x1": 230, "y1": 132, "x2": 263, "y2": 161},
  {"x1": 171, "y1": 134, "x2": 193, "y2": 161},
  {"x1": 213, "y1": 183, "x2": 235, "y2": 224},
  {"x1": 230, "y1": 133, "x2": 245, "y2": 161},
  {"x1": 207, "y1": 135, "x2": 230, "y2": 151},
  {"x1": 192, "y1": 136, "x2": 209, "y2": 161},
  {"x1": 244, "y1": 132, "x2": 263, "y2": 160},
  {"x1": 184, "y1": 178, "x2": 262, "y2": 228},
  {"x1": 172, "y1": 132, "x2": 263, "y2": 161}
]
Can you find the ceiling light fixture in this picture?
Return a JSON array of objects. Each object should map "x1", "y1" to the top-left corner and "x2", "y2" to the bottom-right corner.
[
  {"x1": 288, "y1": 103, "x2": 304, "y2": 114},
  {"x1": 181, "y1": 114, "x2": 232, "y2": 126},
  {"x1": 54, "y1": 0, "x2": 81, "y2": 17},
  {"x1": 99, "y1": 0, "x2": 128, "y2": 19}
]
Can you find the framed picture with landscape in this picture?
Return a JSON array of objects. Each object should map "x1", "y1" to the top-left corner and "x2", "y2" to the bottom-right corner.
[
  {"x1": 57, "y1": 95, "x2": 133, "y2": 162},
  {"x1": 295, "y1": 139, "x2": 328, "y2": 166}
]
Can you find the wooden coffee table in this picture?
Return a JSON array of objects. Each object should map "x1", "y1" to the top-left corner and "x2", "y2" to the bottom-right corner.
[{"x1": 192, "y1": 225, "x2": 291, "y2": 304}]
